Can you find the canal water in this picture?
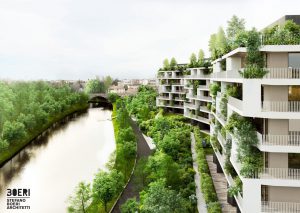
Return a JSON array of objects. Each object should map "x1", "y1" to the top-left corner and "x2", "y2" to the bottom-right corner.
[{"x1": 0, "y1": 108, "x2": 116, "y2": 212}]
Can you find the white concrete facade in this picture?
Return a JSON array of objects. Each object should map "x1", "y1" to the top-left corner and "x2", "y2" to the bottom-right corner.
[{"x1": 156, "y1": 45, "x2": 300, "y2": 213}]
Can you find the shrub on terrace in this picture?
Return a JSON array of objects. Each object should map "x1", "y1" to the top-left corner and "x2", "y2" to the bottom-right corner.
[{"x1": 225, "y1": 113, "x2": 263, "y2": 178}]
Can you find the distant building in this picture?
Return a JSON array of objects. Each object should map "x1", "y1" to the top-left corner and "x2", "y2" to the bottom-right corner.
[{"x1": 108, "y1": 85, "x2": 126, "y2": 94}]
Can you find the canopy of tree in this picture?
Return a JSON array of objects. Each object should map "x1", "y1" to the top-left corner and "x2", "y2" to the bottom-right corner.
[{"x1": 0, "y1": 81, "x2": 88, "y2": 162}]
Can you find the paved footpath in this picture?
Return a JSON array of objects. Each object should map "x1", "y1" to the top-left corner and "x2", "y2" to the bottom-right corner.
[
  {"x1": 206, "y1": 155, "x2": 237, "y2": 213},
  {"x1": 111, "y1": 119, "x2": 152, "y2": 213},
  {"x1": 191, "y1": 133, "x2": 208, "y2": 213}
]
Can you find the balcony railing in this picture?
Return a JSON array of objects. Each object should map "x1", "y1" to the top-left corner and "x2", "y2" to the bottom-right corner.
[
  {"x1": 198, "y1": 85, "x2": 209, "y2": 90},
  {"x1": 264, "y1": 67, "x2": 300, "y2": 79},
  {"x1": 262, "y1": 131, "x2": 300, "y2": 146},
  {"x1": 188, "y1": 114, "x2": 210, "y2": 124},
  {"x1": 217, "y1": 132, "x2": 226, "y2": 147},
  {"x1": 211, "y1": 70, "x2": 241, "y2": 79},
  {"x1": 157, "y1": 96, "x2": 170, "y2": 100},
  {"x1": 174, "y1": 97, "x2": 185, "y2": 101},
  {"x1": 197, "y1": 95, "x2": 212, "y2": 102},
  {"x1": 262, "y1": 101, "x2": 300, "y2": 112},
  {"x1": 172, "y1": 89, "x2": 185, "y2": 93},
  {"x1": 185, "y1": 103, "x2": 198, "y2": 109},
  {"x1": 186, "y1": 94, "x2": 196, "y2": 99},
  {"x1": 262, "y1": 201, "x2": 300, "y2": 213},
  {"x1": 200, "y1": 106, "x2": 210, "y2": 113},
  {"x1": 228, "y1": 96, "x2": 243, "y2": 111},
  {"x1": 255, "y1": 168, "x2": 300, "y2": 180}
]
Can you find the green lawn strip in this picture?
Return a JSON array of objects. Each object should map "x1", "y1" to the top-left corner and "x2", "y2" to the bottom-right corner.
[{"x1": 0, "y1": 103, "x2": 88, "y2": 166}]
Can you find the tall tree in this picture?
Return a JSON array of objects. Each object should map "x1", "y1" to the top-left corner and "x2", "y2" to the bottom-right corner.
[
  {"x1": 189, "y1": 53, "x2": 197, "y2": 68},
  {"x1": 103, "y1": 76, "x2": 113, "y2": 92},
  {"x1": 84, "y1": 79, "x2": 105, "y2": 94},
  {"x1": 169, "y1": 57, "x2": 178, "y2": 71},
  {"x1": 92, "y1": 170, "x2": 124, "y2": 212},
  {"x1": 140, "y1": 179, "x2": 188, "y2": 213},
  {"x1": 67, "y1": 182, "x2": 92, "y2": 213},
  {"x1": 227, "y1": 15, "x2": 246, "y2": 48},
  {"x1": 163, "y1": 58, "x2": 170, "y2": 70},
  {"x1": 197, "y1": 49, "x2": 205, "y2": 66}
]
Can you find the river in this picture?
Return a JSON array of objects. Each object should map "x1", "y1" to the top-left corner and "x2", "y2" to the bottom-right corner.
[{"x1": 0, "y1": 108, "x2": 116, "y2": 212}]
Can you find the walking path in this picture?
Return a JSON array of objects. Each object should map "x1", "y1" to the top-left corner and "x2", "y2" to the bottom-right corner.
[
  {"x1": 190, "y1": 133, "x2": 207, "y2": 213},
  {"x1": 111, "y1": 119, "x2": 152, "y2": 213},
  {"x1": 206, "y1": 155, "x2": 237, "y2": 213}
]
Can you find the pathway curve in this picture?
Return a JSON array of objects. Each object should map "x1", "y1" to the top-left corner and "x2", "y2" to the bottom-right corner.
[
  {"x1": 111, "y1": 119, "x2": 152, "y2": 213},
  {"x1": 206, "y1": 155, "x2": 237, "y2": 213},
  {"x1": 191, "y1": 133, "x2": 208, "y2": 213}
]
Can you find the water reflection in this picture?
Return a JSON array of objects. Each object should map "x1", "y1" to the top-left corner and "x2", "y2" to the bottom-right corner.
[{"x1": 0, "y1": 108, "x2": 116, "y2": 212}]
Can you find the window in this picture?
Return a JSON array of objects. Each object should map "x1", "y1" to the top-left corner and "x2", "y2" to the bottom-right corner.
[
  {"x1": 289, "y1": 86, "x2": 300, "y2": 101},
  {"x1": 288, "y1": 153, "x2": 300, "y2": 169},
  {"x1": 289, "y1": 53, "x2": 300, "y2": 68}
]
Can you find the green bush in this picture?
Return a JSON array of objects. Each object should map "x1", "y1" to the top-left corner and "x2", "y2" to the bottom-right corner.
[
  {"x1": 225, "y1": 113, "x2": 263, "y2": 177},
  {"x1": 207, "y1": 201, "x2": 222, "y2": 213},
  {"x1": 194, "y1": 127, "x2": 221, "y2": 211},
  {"x1": 209, "y1": 83, "x2": 221, "y2": 98}
]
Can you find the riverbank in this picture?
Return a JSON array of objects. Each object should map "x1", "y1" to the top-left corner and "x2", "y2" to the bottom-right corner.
[
  {"x1": 0, "y1": 103, "x2": 89, "y2": 168},
  {"x1": 88, "y1": 101, "x2": 137, "y2": 212}
]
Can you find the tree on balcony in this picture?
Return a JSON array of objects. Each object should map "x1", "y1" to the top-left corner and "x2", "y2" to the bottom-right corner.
[
  {"x1": 225, "y1": 113, "x2": 263, "y2": 178},
  {"x1": 170, "y1": 57, "x2": 178, "y2": 71},
  {"x1": 263, "y1": 20, "x2": 300, "y2": 45}
]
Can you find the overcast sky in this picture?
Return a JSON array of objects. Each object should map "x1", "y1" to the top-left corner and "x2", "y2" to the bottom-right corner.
[{"x1": 0, "y1": 0, "x2": 299, "y2": 80}]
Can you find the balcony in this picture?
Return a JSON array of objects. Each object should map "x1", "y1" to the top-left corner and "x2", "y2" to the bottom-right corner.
[
  {"x1": 197, "y1": 95, "x2": 212, "y2": 102},
  {"x1": 262, "y1": 132, "x2": 300, "y2": 146},
  {"x1": 157, "y1": 96, "x2": 170, "y2": 100},
  {"x1": 262, "y1": 101, "x2": 300, "y2": 112},
  {"x1": 217, "y1": 132, "x2": 226, "y2": 148},
  {"x1": 228, "y1": 96, "x2": 243, "y2": 112},
  {"x1": 187, "y1": 113, "x2": 210, "y2": 124},
  {"x1": 174, "y1": 97, "x2": 185, "y2": 101},
  {"x1": 198, "y1": 85, "x2": 209, "y2": 90},
  {"x1": 200, "y1": 106, "x2": 210, "y2": 113},
  {"x1": 211, "y1": 70, "x2": 241, "y2": 79},
  {"x1": 264, "y1": 67, "x2": 300, "y2": 79},
  {"x1": 256, "y1": 168, "x2": 300, "y2": 180},
  {"x1": 186, "y1": 93, "x2": 197, "y2": 99},
  {"x1": 184, "y1": 74, "x2": 211, "y2": 79},
  {"x1": 171, "y1": 89, "x2": 185, "y2": 93},
  {"x1": 262, "y1": 201, "x2": 300, "y2": 213},
  {"x1": 185, "y1": 103, "x2": 198, "y2": 109}
]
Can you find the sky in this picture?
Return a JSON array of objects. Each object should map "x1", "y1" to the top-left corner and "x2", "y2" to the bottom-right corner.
[{"x1": 0, "y1": 0, "x2": 299, "y2": 80}]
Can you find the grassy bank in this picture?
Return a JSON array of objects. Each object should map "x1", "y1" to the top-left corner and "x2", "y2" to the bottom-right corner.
[
  {"x1": 0, "y1": 103, "x2": 89, "y2": 167},
  {"x1": 88, "y1": 101, "x2": 137, "y2": 212}
]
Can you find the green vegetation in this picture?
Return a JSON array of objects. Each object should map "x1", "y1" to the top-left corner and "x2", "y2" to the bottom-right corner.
[
  {"x1": 0, "y1": 81, "x2": 89, "y2": 165},
  {"x1": 188, "y1": 49, "x2": 210, "y2": 68},
  {"x1": 84, "y1": 76, "x2": 114, "y2": 94},
  {"x1": 194, "y1": 127, "x2": 221, "y2": 213},
  {"x1": 225, "y1": 113, "x2": 263, "y2": 177},
  {"x1": 240, "y1": 29, "x2": 267, "y2": 78},
  {"x1": 263, "y1": 20, "x2": 300, "y2": 45},
  {"x1": 120, "y1": 87, "x2": 197, "y2": 212},
  {"x1": 125, "y1": 85, "x2": 157, "y2": 124},
  {"x1": 209, "y1": 82, "x2": 221, "y2": 98},
  {"x1": 92, "y1": 170, "x2": 124, "y2": 212},
  {"x1": 228, "y1": 176, "x2": 242, "y2": 197},
  {"x1": 69, "y1": 96, "x2": 136, "y2": 213},
  {"x1": 68, "y1": 182, "x2": 92, "y2": 213}
]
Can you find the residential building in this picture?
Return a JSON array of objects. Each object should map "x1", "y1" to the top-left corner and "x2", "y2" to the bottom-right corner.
[{"x1": 156, "y1": 16, "x2": 300, "y2": 213}]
